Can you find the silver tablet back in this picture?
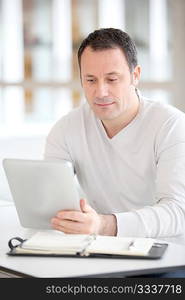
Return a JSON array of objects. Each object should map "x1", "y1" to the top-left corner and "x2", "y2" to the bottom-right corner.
[{"x1": 3, "y1": 159, "x2": 80, "y2": 229}]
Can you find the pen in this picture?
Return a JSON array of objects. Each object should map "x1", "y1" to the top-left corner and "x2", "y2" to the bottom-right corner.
[{"x1": 128, "y1": 240, "x2": 135, "y2": 251}]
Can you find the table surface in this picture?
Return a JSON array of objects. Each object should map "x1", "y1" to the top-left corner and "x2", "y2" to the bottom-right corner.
[{"x1": 1, "y1": 201, "x2": 185, "y2": 278}]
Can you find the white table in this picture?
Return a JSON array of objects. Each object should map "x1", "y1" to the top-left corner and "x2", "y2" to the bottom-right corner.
[{"x1": 1, "y1": 202, "x2": 185, "y2": 278}]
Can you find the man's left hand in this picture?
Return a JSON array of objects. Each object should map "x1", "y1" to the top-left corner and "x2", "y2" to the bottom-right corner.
[{"x1": 51, "y1": 198, "x2": 117, "y2": 236}]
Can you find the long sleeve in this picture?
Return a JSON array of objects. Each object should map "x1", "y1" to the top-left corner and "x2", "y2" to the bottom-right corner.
[
  {"x1": 44, "y1": 114, "x2": 86, "y2": 198},
  {"x1": 44, "y1": 116, "x2": 72, "y2": 163},
  {"x1": 115, "y1": 115, "x2": 185, "y2": 238}
]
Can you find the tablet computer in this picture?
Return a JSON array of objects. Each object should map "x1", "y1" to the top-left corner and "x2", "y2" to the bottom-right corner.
[{"x1": 3, "y1": 158, "x2": 80, "y2": 229}]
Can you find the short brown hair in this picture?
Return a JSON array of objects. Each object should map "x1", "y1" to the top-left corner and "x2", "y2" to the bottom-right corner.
[{"x1": 78, "y1": 28, "x2": 138, "y2": 72}]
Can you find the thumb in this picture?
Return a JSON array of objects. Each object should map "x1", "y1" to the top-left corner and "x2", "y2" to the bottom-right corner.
[{"x1": 80, "y1": 198, "x2": 94, "y2": 213}]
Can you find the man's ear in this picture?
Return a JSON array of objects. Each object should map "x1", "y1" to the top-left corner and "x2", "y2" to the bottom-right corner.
[{"x1": 132, "y1": 65, "x2": 141, "y2": 86}]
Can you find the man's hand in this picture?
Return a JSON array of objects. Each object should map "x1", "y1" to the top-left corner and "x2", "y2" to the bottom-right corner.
[{"x1": 51, "y1": 199, "x2": 117, "y2": 236}]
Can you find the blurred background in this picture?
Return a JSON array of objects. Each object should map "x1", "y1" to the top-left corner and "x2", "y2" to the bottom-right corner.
[{"x1": 0, "y1": 0, "x2": 185, "y2": 201}]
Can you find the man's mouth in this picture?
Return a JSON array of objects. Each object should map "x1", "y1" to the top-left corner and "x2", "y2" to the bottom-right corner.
[{"x1": 94, "y1": 102, "x2": 115, "y2": 107}]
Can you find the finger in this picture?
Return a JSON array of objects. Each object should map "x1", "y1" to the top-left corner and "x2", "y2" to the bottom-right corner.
[
  {"x1": 56, "y1": 211, "x2": 86, "y2": 223},
  {"x1": 51, "y1": 223, "x2": 80, "y2": 234},
  {"x1": 51, "y1": 217, "x2": 84, "y2": 232},
  {"x1": 80, "y1": 198, "x2": 94, "y2": 213},
  {"x1": 51, "y1": 221, "x2": 86, "y2": 234}
]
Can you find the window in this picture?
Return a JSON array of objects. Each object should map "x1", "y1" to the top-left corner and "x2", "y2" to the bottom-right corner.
[{"x1": 0, "y1": 0, "x2": 184, "y2": 137}]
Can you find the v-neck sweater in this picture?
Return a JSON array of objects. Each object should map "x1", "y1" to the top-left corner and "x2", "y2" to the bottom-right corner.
[{"x1": 45, "y1": 97, "x2": 185, "y2": 238}]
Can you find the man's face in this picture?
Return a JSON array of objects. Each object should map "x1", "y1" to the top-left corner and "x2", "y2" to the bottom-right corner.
[{"x1": 80, "y1": 46, "x2": 140, "y2": 122}]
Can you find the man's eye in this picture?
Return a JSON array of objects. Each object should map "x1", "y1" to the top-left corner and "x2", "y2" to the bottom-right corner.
[
  {"x1": 108, "y1": 78, "x2": 117, "y2": 82},
  {"x1": 87, "y1": 79, "x2": 95, "y2": 82}
]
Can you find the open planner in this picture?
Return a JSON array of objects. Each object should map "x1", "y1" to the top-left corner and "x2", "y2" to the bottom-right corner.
[{"x1": 7, "y1": 230, "x2": 168, "y2": 259}]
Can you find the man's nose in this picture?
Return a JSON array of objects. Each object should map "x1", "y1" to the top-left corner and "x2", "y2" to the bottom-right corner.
[{"x1": 95, "y1": 83, "x2": 109, "y2": 98}]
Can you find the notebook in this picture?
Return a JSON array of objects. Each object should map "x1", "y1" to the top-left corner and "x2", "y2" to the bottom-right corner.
[{"x1": 7, "y1": 230, "x2": 168, "y2": 259}]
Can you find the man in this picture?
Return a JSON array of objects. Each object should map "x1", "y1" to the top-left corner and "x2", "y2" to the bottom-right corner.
[{"x1": 45, "y1": 28, "x2": 185, "y2": 238}]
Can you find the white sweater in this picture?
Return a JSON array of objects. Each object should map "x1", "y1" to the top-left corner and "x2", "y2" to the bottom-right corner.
[{"x1": 44, "y1": 97, "x2": 185, "y2": 238}]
